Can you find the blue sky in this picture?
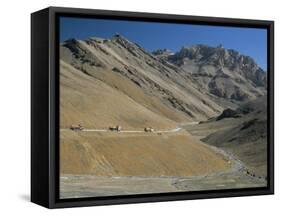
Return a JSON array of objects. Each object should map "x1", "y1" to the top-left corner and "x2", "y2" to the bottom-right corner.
[{"x1": 60, "y1": 17, "x2": 267, "y2": 70}]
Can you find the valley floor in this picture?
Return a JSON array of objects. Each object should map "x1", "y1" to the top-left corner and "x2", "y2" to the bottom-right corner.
[
  {"x1": 60, "y1": 121, "x2": 267, "y2": 198},
  {"x1": 60, "y1": 172, "x2": 266, "y2": 199}
]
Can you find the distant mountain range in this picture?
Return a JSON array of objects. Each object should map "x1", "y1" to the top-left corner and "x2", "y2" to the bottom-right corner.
[
  {"x1": 154, "y1": 44, "x2": 267, "y2": 101},
  {"x1": 60, "y1": 34, "x2": 267, "y2": 128}
]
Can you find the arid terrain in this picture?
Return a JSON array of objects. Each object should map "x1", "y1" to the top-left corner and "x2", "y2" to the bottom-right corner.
[{"x1": 60, "y1": 34, "x2": 267, "y2": 198}]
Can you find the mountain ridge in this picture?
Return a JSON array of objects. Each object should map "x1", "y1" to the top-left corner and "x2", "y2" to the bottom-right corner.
[
  {"x1": 153, "y1": 43, "x2": 267, "y2": 102},
  {"x1": 60, "y1": 34, "x2": 267, "y2": 125}
]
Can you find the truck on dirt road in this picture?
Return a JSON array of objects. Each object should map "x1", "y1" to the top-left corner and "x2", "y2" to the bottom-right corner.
[
  {"x1": 70, "y1": 124, "x2": 84, "y2": 131},
  {"x1": 144, "y1": 127, "x2": 154, "y2": 132},
  {"x1": 109, "y1": 125, "x2": 122, "y2": 132}
]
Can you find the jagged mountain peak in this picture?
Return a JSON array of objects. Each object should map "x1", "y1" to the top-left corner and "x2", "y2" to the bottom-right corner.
[
  {"x1": 167, "y1": 44, "x2": 267, "y2": 89},
  {"x1": 111, "y1": 33, "x2": 135, "y2": 45},
  {"x1": 171, "y1": 44, "x2": 264, "y2": 72},
  {"x1": 112, "y1": 33, "x2": 128, "y2": 40}
]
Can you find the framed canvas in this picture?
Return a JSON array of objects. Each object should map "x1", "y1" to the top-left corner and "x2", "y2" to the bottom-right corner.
[{"x1": 31, "y1": 6, "x2": 274, "y2": 208}]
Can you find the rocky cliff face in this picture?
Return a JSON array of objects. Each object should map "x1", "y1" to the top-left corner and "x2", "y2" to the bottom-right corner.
[{"x1": 153, "y1": 45, "x2": 267, "y2": 103}]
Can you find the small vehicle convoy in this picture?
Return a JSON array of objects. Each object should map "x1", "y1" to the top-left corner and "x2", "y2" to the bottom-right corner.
[{"x1": 69, "y1": 124, "x2": 155, "y2": 133}]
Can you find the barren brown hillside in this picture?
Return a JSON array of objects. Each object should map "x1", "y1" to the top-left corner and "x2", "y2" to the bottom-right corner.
[
  {"x1": 60, "y1": 130, "x2": 231, "y2": 176},
  {"x1": 60, "y1": 35, "x2": 227, "y2": 122},
  {"x1": 60, "y1": 61, "x2": 178, "y2": 129}
]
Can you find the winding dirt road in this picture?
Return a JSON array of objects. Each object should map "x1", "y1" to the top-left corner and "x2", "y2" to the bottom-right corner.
[{"x1": 60, "y1": 122, "x2": 199, "y2": 133}]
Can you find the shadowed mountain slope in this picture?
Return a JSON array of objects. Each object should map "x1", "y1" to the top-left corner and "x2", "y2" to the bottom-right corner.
[{"x1": 202, "y1": 96, "x2": 267, "y2": 177}]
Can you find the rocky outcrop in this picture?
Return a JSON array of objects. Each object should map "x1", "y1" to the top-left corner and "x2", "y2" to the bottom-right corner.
[
  {"x1": 216, "y1": 108, "x2": 241, "y2": 121},
  {"x1": 163, "y1": 44, "x2": 267, "y2": 103}
]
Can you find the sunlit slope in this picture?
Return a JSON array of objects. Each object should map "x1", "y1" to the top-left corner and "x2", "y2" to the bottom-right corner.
[
  {"x1": 60, "y1": 131, "x2": 230, "y2": 176},
  {"x1": 60, "y1": 36, "x2": 225, "y2": 122},
  {"x1": 60, "y1": 61, "x2": 177, "y2": 129}
]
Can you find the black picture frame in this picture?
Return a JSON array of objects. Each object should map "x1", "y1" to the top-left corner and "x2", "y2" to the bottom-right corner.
[{"x1": 31, "y1": 6, "x2": 274, "y2": 209}]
